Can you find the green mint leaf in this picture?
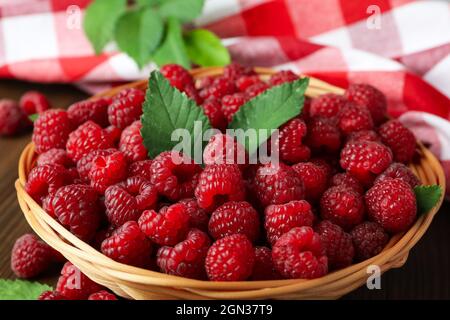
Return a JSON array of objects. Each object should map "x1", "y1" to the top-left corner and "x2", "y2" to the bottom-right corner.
[
  {"x1": 229, "y1": 78, "x2": 309, "y2": 155},
  {"x1": 414, "y1": 185, "x2": 442, "y2": 215},
  {"x1": 152, "y1": 17, "x2": 190, "y2": 68},
  {"x1": 83, "y1": 0, "x2": 126, "y2": 54},
  {"x1": 28, "y1": 113, "x2": 39, "y2": 122},
  {"x1": 159, "y1": 0, "x2": 205, "y2": 22},
  {"x1": 136, "y1": 0, "x2": 162, "y2": 6},
  {"x1": 141, "y1": 70, "x2": 211, "y2": 160},
  {"x1": 184, "y1": 29, "x2": 230, "y2": 67},
  {"x1": 114, "y1": 8, "x2": 163, "y2": 68},
  {"x1": 0, "y1": 279, "x2": 52, "y2": 300}
]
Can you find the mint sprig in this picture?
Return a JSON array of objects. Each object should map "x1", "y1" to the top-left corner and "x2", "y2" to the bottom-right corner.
[
  {"x1": 414, "y1": 185, "x2": 442, "y2": 215},
  {"x1": 0, "y1": 279, "x2": 52, "y2": 300}
]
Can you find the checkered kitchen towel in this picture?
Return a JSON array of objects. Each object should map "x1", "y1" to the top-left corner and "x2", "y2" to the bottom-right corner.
[{"x1": 0, "y1": 0, "x2": 450, "y2": 195}]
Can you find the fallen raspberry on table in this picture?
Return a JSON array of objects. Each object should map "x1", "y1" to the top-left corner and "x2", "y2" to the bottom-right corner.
[
  {"x1": 32, "y1": 109, "x2": 73, "y2": 154},
  {"x1": 89, "y1": 150, "x2": 128, "y2": 193},
  {"x1": 37, "y1": 148, "x2": 73, "y2": 168},
  {"x1": 119, "y1": 120, "x2": 148, "y2": 162},
  {"x1": 67, "y1": 98, "x2": 109, "y2": 127},
  {"x1": 0, "y1": 99, "x2": 28, "y2": 136},
  {"x1": 277, "y1": 118, "x2": 310, "y2": 164},
  {"x1": 203, "y1": 133, "x2": 247, "y2": 168},
  {"x1": 350, "y1": 221, "x2": 389, "y2": 261},
  {"x1": 344, "y1": 83, "x2": 387, "y2": 125},
  {"x1": 292, "y1": 161, "x2": 329, "y2": 202},
  {"x1": 88, "y1": 290, "x2": 118, "y2": 300},
  {"x1": 128, "y1": 159, "x2": 153, "y2": 180},
  {"x1": 160, "y1": 64, "x2": 194, "y2": 91},
  {"x1": 269, "y1": 70, "x2": 298, "y2": 86},
  {"x1": 108, "y1": 88, "x2": 145, "y2": 129},
  {"x1": 25, "y1": 164, "x2": 69, "y2": 204},
  {"x1": 250, "y1": 246, "x2": 281, "y2": 280},
  {"x1": 305, "y1": 117, "x2": 341, "y2": 153},
  {"x1": 56, "y1": 262, "x2": 103, "y2": 300},
  {"x1": 337, "y1": 102, "x2": 374, "y2": 135},
  {"x1": 201, "y1": 98, "x2": 227, "y2": 131},
  {"x1": 378, "y1": 120, "x2": 416, "y2": 163},
  {"x1": 375, "y1": 162, "x2": 420, "y2": 188},
  {"x1": 199, "y1": 77, "x2": 236, "y2": 101},
  {"x1": 310, "y1": 94, "x2": 347, "y2": 119},
  {"x1": 19, "y1": 91, "x2": 51, "y2": 115},
  {"x1": 76, "y1": 148, "x2": 117, "y2": 182},
  {"x1": 221, "y1": 93, "x2": 247, "y2": 122},
  {"x1": 38, "y1": 290, "x2": 65, "y2": 300},
  {"x1": 330, "y1": 173, "x2": 364, "y2": 194},
  {"x1": 179, "y1": 198, "x2": 209, "y2": 232}
]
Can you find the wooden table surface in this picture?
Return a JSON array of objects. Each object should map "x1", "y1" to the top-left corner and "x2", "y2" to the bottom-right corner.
[{"x1": 0, "y1": 79, "x2": 449, "y2": 300}]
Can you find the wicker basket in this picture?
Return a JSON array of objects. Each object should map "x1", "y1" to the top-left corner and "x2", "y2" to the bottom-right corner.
[{"x1": 15, "y1": 67, "x2": 445, "y2": 300}]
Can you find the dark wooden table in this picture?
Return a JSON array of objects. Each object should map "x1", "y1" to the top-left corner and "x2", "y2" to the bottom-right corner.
[{"x1": 0, "y1": 79, "x2": 449, "y2": 299}]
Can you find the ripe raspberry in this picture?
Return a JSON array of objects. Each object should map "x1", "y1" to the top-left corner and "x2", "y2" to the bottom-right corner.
[
  {"x1": 38, "y1": 291, "x2": 65, "y2": 300},
  {"x1": 32, "y1": 109, "x2": 73, "y2": 154},
  {"x1": 276, "y1": 118, "x2": 310, "y2": 164},
  {"x1": 350, "y1": 221, "x2": 389, "y2": 261},
  {"x1": 316, "y1": 220, "x2": 354, "y2": 269},
  {"x1": 108, "y1": 88, "x2": 145, "y2": 129},
  {"x1": 197, "y1": 76, "x2": 214, "y2": 90},
  {"x1": 236, "y1": 75, "x2": 261, "y2": 91},
  {"x1": 67, "y1": 98, "x2": 109, "y2": 127},
  {"x1": 89, "y1": 150, "x2": 128, "y2": 193},
  {"x1": 105, "y1": 125, "x2": 122, "y2": 145},
  {"x1": 202, "y1": 98, "x2": 227, "y2": 131},
  {"x1": 118, "y1": 120, "x2": 147, "y2": 162},
  {"x1": 182, "y1": 84, "x2": 203, "y2": 105},
  {"x1": 37, "y1": 148, "x2": 73, "y2": 168},
  {"x1": 330, "y1": 173, "x2": 364, "y2": 194},
  {"x1": 320, "y1": 186, "x2": 365, "y2": 230},
  {"x1": 365, "y1": 178, "x2": 417, "y2": 233},
  {"x1": 76, "y1": 148, "x2": 117, "y2": 182},
  {"x1": 292, "y1": 161, "x2": 329, "y2": 202},
  {"x1": 346, "y1": 130, "x2": 380, "y2": 143},
  {"x1": 340, "y1": 141, "x2": 393, "y2": 185},
  {"x1": 310, "y1": 94, "x2": 347, "y2": 119},
  {"x1": 223, "y1": 63, "x2": 255, "y2": 80},
  {"x1": 11, "y1": 234, "x2": 53, "y2": 278},
  {"x1": 269, "y1": 70, "x2": 298, "y2": 86},
  {"x1": 205, "y1": 234, "x2": 254, "y2": 281},
  {"x1": 221, "y1": 93, "x2": 247, "y2": 122},
  {"x1": 253, "y1": 162, "x2": 304, "y2": 207},
  {"x1": 66, "y1": 121, "x2": 113, "y2": 162},
  {"x1": 245, "y1": 82, "x2": 270, "y2": 99},
  {"x1": 160, "y1": 64, "x2": 194, "y2": 91},
  {"x1": 0, "y1": 99, "x2": 27, "y2": 136},
  {"x1": 25, "y1": 164, "x2": 68, "y2": 203},
  {"x1": 305, "y1": 117, "x2": 341, "y2": 153},
  {"x1": 150, "y1": 151, "x2": 201, "y2": 201},
  {"x1": 203, "y1": 133, "x2": 247, "y2": 168},
  {"x1": 88, "y1": 291, "x2": 118, "y2": 300},
  {"x1": 250, "y1": 247, "x2": 281, "y2": 280},
  {"x1": 264, "y1": 200, "x2": 314, "y2": 245},
  {"x1": 199, "y1": 77, "x2": 236, "y2": 101},
  {"x1": 344, "y1": 83, "x2": 387, "y2": 124},
  {"x1": 101, "y1": 221, "x2": 152, "y2": 267},
  {"x1": 157, "y1": 229, "x2": 211, "y2": 279},
  {"x1": 19, "y1": 91, "x2": 51, "y2": 115},
  {"x1": 179, "y1": 198, "x2": 209, "y2": 231},
  {"x1": 375, "y1": 162, "x2": 420, "y2": 188},
  {"x1": 52, "y1": 184, "x2": 101, "y2": 241},
  {"x1": 209, "y1": 201, "x2": 260, "y2": 242},
  {"x1": 337, "y1": 102, "x2": 374, "y2": 135},
  {"x1": 195, "y1": 164, "x2": 246, "y2": 209},
  {"x1": 272, "y1": 226, "x2": 328, "y2": 279},
  {"x1": 56, "y1": 262, "x2": 103, "y2": 300},
  {"x1": 378, "y1": 120, "x2": 416, "y2": 163},
  {"x1": 139, "y1": 203, "x2": 190, "y2": 246}
]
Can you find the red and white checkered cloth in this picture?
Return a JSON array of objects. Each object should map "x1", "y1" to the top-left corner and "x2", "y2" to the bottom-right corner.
[{"x1": 1, "y1": 0, "x2": 450, "y2": 195}]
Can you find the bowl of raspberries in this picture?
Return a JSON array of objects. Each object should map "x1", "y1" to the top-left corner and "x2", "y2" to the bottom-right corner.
[{"x1": 13, "y1": 63, "x2": 444, "y2": 300}]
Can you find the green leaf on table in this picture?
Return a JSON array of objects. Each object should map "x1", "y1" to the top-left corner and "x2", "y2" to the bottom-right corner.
[
  {"x1": 152, "y1": 17, "x2": 190, "y2": 68},
  {"x1": 28, "y1": 113, "x2": 39, "y2": 122},
  {"x1": 159, "y1": 0, "x2": 205, "y2": 22},
  {"x1": 184, "y1": 29, "x2": 230, "y2": 67},
  {"x1": 229, "y1": 78, "x2": 309, "y2": 155},
  {"x1": 114, "y1": 8, "x2": 164, "y2": 68},
  {"x1": 141, "y1": 70, "x2": 211, "y2": 160},
  {"x1": 0, "y1": 279, "x2": 52, "y2": 300},
  {"x1": 414, "y1": 185, "x2": 442, "y2": 215},
  {"x1": 83, "y1": 0, "x2": 126, "y2": 54}
]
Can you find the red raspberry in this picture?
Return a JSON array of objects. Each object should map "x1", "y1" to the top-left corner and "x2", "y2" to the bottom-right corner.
[
  {"x1": 269, "y1": 70, "x2": 298, "y2": 86},
  {"x1": 340, "y1": 141, "x2": 393, "y2": 185},
  {"x1": 236, "y1": 75, "x2": 261, "y2": 91},
  {"x1": 182, "y1": 84, "x2": 203, "y2": 105},
  {"x1": 350, "y1": 221, "x2": 389, "y2": 261},
  {"x1": 310, "y1": 94, "x2": 347, "y2": 119},
  {"x1": 197, "y1": 76, "x2": 214, "y2": 90},
  {"x1": 56, "y1": 262, "x2": 103, "y2": 300},
  {"x1": 378, "y1": 120, "x2": 416, "y2": 163},
  {"x1": 305, "y1": 117, "x2": 341, "y2": 153},
  {"x1": 292, "y1": 161, "x2": 329, "y2": 202},
  {"x1": 66, "y1": 121, "x2": 113, "y2": 162},
  {"x1": 25, "y1": 164, "x2": 68, "y2": 203},
  {"x1": 11, "y1": 234, "x2": 53, "y2": 278},
  {"x1": 128, "y1": 159, "x2": 153, "y2": 180},
  {"x1": 253, "y1": 162, "x2": 304, "y2": 207},
  {"x1": 52, "y1": 184, "x2": 101, "y2": 241},
  {"x1": 365, "y1": 178, "x2": 417, "y2": 233},
  {"x1": 337, "y1": 102, "x2": 374, "y2": 135},
  {"x1": 209, "y1": 201, "x2": 260, "y2": 242},
  {"x1": 150, "y1": 151, "x2": 201, "y2": 201},
  {"x1": 105, "y1": 125, "x2": 122, "y2": 145},
  {"x1": 105, "y1": 176, "x2": 157, "y2": 227},
  {"x1": 89, "y1": 150, "x2": 128, "y2": 193},
  {"x1": 199, "y1": 77, "x2": 236, "y2": 101},
  {"x1": 37, "y1": 148, "x2": 73, "y2": 168},
  {"x1": 375, "y1": 162, "x2": 420, "y2": 188},
  {"x1": 344, "y1": 83, "x2": 387, "y2": 124},
  {"x1": 272, "y1": 226, "x2": 328, "y2": 279},
  {"x1": 320, "y1": 186, "x2": 365, "y2": 230},
  {"x1": 160, "y1": 64, "x2": 194, "y2": 91},
  {"x1": 245, "y1": 81, "x2": 270, "y2": 99},
  {"x1": 67, "y1": 98, "x2": 109, "y2": 127},
  {"x1": 101, "y1": 221, "x2": 152, "y2": 267},
  {"x1": 346, "y1": 130, "x2": 380, "y2": 143},
  {"x1": 311, "y1": 158, "x2": 333, "y2": 177},
  {"x1": 195, "y1": 164, "x2": 246, "y2": 210},
  {"x1": 119, "y1": 120, "x2": 147, "y2": 162},
  {"x1": 330, "y1": 173, "x2": 364, "y2": 194},
  {"x1": 316, "y1": 220, "x2": 354, "y2": 269},
  {"x1": 276, "y1": 118, "x2": 310, "y2": 164},
  {"x1": 139, "y1": 203, "x2": 190, "y2": 246},
  {"x1": 157, "y1": 229, "x2": 211, "y2": 279},
  {"x1": 250, "y1": 247, "x2": 281, "y2": 280},
  {"x1": 0, "y1": 99, "x2": 27, "y2": 136},
  {"x1": 179, "y1": 198, "x2": 209, "y2": 231},
  {"x1": 221, "y1": 93, "x2": 247, "y2": 122},
  {"x1": 223, "y1": 63, "x2": 255, "y2": 80},
  {"x1": 264, "y1": 200, "x2": 314, "y2": 245},
  {"x1": 205, "y1": 234, "x2": 255, "y2": 281},
  {"x1": 19, "y1": 91, "x2": 51, "y2": 115},
  {"x1": 108, "y1": 88, "x2": 145, "y2": 129},
  {"x1": 203, "y1": 133, "x2": 247, "y2": 168},
  {"x1": 76, "y1": 148, "x2": 117, "y2": 182},
  {"x1": 88, "y1": 291, "x2": 118, "y2": 300},
  {"x1": 32, "y1": 109, "x2": 73, "y2": 154},
  {"x1": 38, "y1": 291, "x2": 65, "y2": 300},
  {"x1": 202, "y1": 98, "x2": 227, "y2": 131}
]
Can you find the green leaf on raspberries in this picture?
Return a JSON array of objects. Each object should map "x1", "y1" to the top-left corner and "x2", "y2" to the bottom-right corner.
[
  {"x1": 414, "y1": 185, "x2": 443, "y2": 215},
  {"x1": 136, "y1": 0, "x2": 162, "y2": 6},
  {"x1": 229, "y1": 77, "x2": 309, "y2": 155},
  {"x1": 83, "y1": 0, "x2": 126, "y2": 54},
  {"x1": 0, "y1": 279, "x2": 52, "y2": 300},
  {"x1": 152, "y1": 17, "x2": 190, "y2": 68},
  {"x1": 28, "y1": 113, "x2": 39, "y2": 122},
  {"x1": 141, "y1": 70, "x2": 211, "y2": 161},
  {"x1": 114, "y1": 8, "x2": 163, "y2": 68},
  {"x1": 159, "y1": 0, "x2": 205, "y2": 22},
  {"x1": 184, "y1": 29, "x2": 230, "y2": 67}
]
